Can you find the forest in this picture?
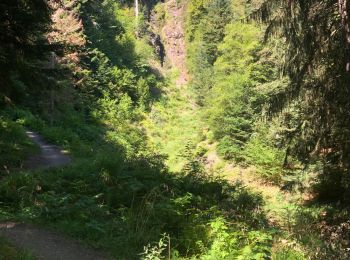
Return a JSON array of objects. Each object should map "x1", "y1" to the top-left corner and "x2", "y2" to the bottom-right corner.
[{"x1": 0, "y1": 0, "x2": 349, "y2": 259}]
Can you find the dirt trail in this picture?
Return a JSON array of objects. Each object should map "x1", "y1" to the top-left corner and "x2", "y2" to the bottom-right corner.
[
  {"x1": 0, "y1": 223, "x2": 106, "y2": 260},
  {"x1": 0, "y1": 132, "x2": 108, "y2": 259},
  {"x1": 23, "y1": 130, "x2": 71, "y2": 169}
]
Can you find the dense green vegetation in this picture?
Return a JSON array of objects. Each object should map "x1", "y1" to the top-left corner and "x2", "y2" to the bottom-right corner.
[
  {"x1": 1, "y1": 0, "x2": 350, "y2": 259},
  {"x1": 186, "y1": 0, "x2": 350, "y2": 191},
  {"x1": 0, "y1": 117, "x2": 38, "y2": 172},
  {"x1": 186, "y1": 0, "x2": 288, "y2": 181}
]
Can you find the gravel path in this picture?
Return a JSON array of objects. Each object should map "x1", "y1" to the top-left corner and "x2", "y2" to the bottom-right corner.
[
  {"x1": 23, "y1": 130, "x2": 71, "y2": 169},
  {"x1": 0, "y1": 223, "x2": 106, "y2": 260}
]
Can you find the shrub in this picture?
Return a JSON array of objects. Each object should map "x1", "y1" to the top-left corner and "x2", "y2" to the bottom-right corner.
[
  {"x1": 0, "y1": 117, "x2": 38, "y2": 172},
  {"x1": 243, "y1": 132, "x2": 285, "y2": 183},
  {"x1": 217, "y1": 136, "x2": 243, "y2": 161}
]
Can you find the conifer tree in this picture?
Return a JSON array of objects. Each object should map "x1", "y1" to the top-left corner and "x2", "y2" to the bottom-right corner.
[
  {"x1": 201, "y1": 0, "x2": 232, "y2": 64},
  {"x1": 254, "y1": 0, "x2": 350, "y2": 200},
  {"x1": 0, "y1": 0, "x2": 50, "y2": 100}
]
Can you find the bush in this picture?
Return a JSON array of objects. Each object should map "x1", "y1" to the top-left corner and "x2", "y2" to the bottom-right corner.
[
  {"x1": 217, "y1": 136, "x2": 243, "y2": 161},
  {"x1": 273, "y1": 247, "x2": 305, "y2": 260},
  {"x1": 243, "y1": 131, "x2": 285, "y2": 183},
  {"x1": 0, "y1": 116, "x2": 39, "y2": 172}
]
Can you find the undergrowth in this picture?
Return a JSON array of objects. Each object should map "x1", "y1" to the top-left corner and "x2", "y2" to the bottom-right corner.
[
  {"x1": 0, "y1": 117, "x2": 39, "y2": 174},
  {"x1": 0, "y1": 107, "x2": 275, "y2": 259},
  {"x1": 0, "y1": 236, "x2": 36, "y2": 260},
  {"x1": 143, "y1": 70, "x2": 203, "y2": 172}
]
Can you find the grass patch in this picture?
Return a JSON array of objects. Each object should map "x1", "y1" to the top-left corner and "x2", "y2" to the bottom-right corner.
[
  {"x1": 143, "y1": 73, "x2": 203, "y2": 172},
  {"x1": 0, "y1": 116, "x2": 39, "y2": 174},
  {"x1": 0, "y1": 236, "x2": 36, "y2": 260}
]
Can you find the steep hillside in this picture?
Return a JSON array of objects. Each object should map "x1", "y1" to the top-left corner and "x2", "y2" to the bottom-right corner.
[
  {"x1": 161, "y1": 0, "x2": 189, "y2": 85},
  {"x1": 144, "y1": 0, "x2": 202, "y2": 172},
  {"x1": 150, "y1": 0, "x2": 188, "y2": 85}
]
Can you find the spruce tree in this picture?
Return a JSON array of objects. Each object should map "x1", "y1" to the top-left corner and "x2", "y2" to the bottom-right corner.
[{"x1": 0, "y1": 0, "x2": 50, "y2": 100}]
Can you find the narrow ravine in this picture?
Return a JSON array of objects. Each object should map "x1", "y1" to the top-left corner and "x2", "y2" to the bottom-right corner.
[
  {"x1": 2, "y1": 0, "x2": 348, "y2": 258},
  {"x1": 144, "y1": 0, "x2": 203, "y2": 171},
  {"x1": 146, "y1": 1, "x2": 310, "y2": 257}
]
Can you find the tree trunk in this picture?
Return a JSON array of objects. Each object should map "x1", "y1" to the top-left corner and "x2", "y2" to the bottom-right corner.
[
  {"x1": 135, "y1": 0, "x2": 139, "y2": 18},
  {"x1": 135, "y1": 0, "x2": 139, "y2": 37},
  {"x1": 339, "y1": 0, "x2": 350, "y2": 71},
  {"x1": 50, "y1": 89, "x2": 54, "y2": 126}
]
